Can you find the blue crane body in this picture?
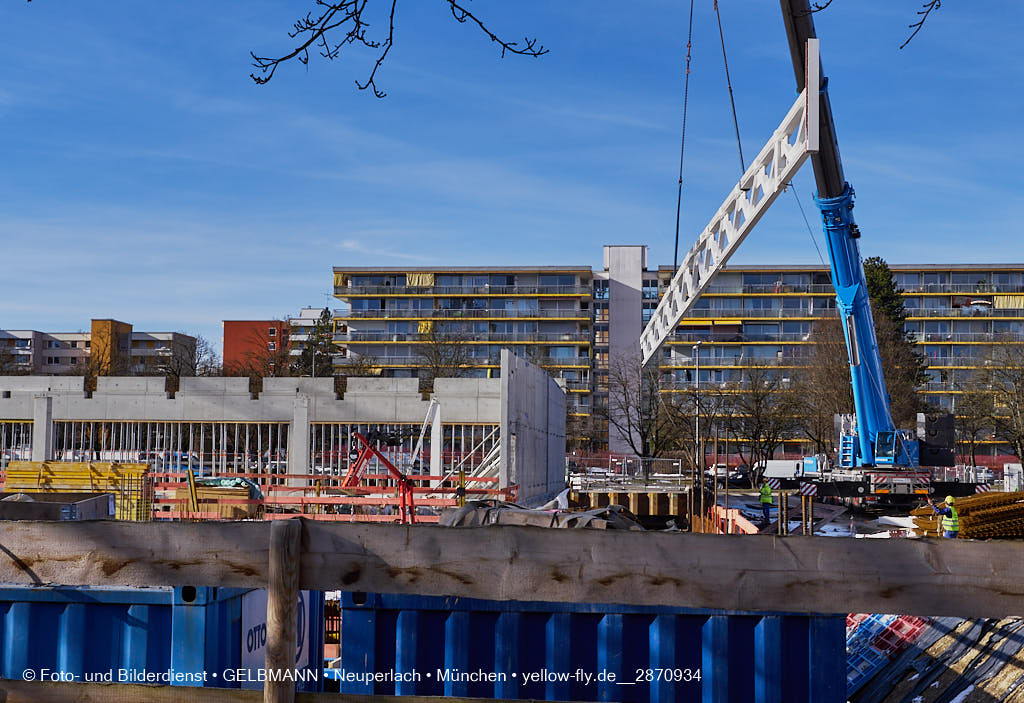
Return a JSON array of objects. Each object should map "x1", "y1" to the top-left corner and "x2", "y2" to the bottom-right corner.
[{"x1": 781, "y1": 0, "x2": 918, "y2": 473}]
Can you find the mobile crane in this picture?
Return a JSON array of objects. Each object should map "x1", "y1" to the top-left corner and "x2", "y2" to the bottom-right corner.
[{"x1": 640, "y1": 0, "x2": 985, "y2": 506}]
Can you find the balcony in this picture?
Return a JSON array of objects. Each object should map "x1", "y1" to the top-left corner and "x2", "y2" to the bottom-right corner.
[
  {"x1": 900, "y1": 283, "x2": 1024, "y2": 294},
  {"x1": 562, "y1": 380, "x2": 592, "y2": 391},
  {"x1": 535, "y1": 356, "x2": 591, "y2": 367},
  {"x1": 335, "y1": 285, "x2": 591, "y2": 297},
  {"x1": 340, "y1": 332, "x2": 591, "y2": 343},
  {"x1": 923, "y1": 356, "x2": 984, "y2": 366},
  {"x1": 910, "y1": 332, "x2": 1024, "y2": 343},
  {"x1": 660, "y1": 356, "x2": 804, "y2": 367},
  {"x1": 337, "y1": 354, "x2": 591, "y2": 368},
  {"x1": 908, "y1": 307, "x2": 1024, "y2": 318},
  {"x1": 681, "y1": 308, "x2": 821, "y2": 319},
  {"x1": 667, "y1": 332, "x2": 811, "y2": 343},
  {"x1": 699, "y1": 283, "x2": 836, "y2": 295},
  {"x1": 337, "y1": 309, "x2": 589, "y2": 320}
]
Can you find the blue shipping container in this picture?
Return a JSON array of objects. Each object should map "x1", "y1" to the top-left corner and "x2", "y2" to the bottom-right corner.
[
  {"x1": 0, "y1": 585, "x2": 323, "y2": 691},
  {"x1": 330, "y1": 592, "x2": 844, "y2": 703}
]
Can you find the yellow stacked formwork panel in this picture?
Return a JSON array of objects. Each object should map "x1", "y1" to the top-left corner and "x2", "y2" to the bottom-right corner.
[{"x1": 3, "y1": 461, "x2": 152, "y2": 520}]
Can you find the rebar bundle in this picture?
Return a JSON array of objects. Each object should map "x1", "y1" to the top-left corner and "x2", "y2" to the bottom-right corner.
[{"x1": 912, "y1": 491, "x2": 1024, "y2": 539}]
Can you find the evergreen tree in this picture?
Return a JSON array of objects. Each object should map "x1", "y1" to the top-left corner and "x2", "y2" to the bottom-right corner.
[
  {"x1": 862, "y1": 256, "x2": 930, "y2": 425},
  {"x1": 292, "y1": 308, "x2": 335, "y2": 377},
  {"x1": 863, "y1": 257, "x2": 908, "y2": 325}
]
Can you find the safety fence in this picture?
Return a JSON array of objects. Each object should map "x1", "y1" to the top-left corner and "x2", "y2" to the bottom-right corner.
[
  {"x1": 148, "y1": 469, "x2": 513, "y2": 523},
  {"x1": 2, "y1": 459, "x2": 513, "y2": 524},
  {"x1": 0, "y1": 420, "x2": 31, "y2": 473}
]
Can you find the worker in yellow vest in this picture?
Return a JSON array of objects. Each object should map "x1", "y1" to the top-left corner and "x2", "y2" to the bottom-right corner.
[
  {"x1": 759, "y1": 479, "x2": 773, "y2": 525},
  {"x1": 927, "y1": 495, "x2": 959, "y2": 538}
]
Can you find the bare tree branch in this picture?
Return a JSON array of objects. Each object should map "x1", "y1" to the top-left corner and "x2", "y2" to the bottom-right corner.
[
  {"x1": 901, "y1": 0, "x2": 941, "y2": 49},
  {"x1": 805, "y1": 1, "x2": 835, "y2": 13},
  {"x1": 251, "y1": 0, "x2": 547, "y2": 97}
]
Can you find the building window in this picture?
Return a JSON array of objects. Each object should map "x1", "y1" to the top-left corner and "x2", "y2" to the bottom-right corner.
[
  {"x1": 540, "y1": 274, "x2": 576, "y2": 286},
  {"x1": 85, "y1": 340, "x2": 91, "y2": 348},
  {"x1": 268, "y1": 342, "x2": 277, "y2": 351},
  {"x1": 70, "y1": 357, "x2": 78, "y2": 365},
  {"x1": 70, "y1": 341, "x2": 78, "y2": 349},
  {"x1": 269, "y1": 328, "x2": 277, "y2": 337}
]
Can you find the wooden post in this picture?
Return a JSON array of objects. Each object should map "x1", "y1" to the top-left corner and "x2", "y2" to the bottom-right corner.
[
  {"x1": 809, "y1": 499, "x2": 814, "y2": 536},
  {"x1": 265, "y1": 519, "x2": 300, "y2": 703}
]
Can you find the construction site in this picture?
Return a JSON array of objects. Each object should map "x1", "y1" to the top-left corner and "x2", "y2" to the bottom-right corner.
[{"x1": 2, "y1": 1, "x2": 1023, "y2": 703}]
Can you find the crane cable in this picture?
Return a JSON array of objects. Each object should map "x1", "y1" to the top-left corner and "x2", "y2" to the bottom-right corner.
[
  {"x1": 713, "y1": 0, "x2": 745, "y2": 173},
  {"x1": 672, "y1": 0, "x2": 696, "y2": 270}
]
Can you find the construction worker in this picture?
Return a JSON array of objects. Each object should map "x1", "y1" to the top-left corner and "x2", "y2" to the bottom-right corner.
[
  {"x1": 759, "y1": 479, "x2": 773, "y2": 524},
  {"x1": 927, "y1": 495, "x2": 959, "y2": 539}
]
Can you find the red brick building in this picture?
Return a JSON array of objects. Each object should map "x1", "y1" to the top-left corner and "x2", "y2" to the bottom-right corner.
[{"x1": 222, "y1": 320, "x2": 291, "y2": 376}]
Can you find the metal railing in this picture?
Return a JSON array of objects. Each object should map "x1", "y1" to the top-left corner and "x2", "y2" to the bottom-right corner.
[
  {"x1": 907, "y1": 308, "x2": 1024, "y2": 318},
  {"x1": 909, "y1": 332, "x2": 1024, "y2": 343},
  {"x1": 339, "y1": 355, "x2": 592, "y2": 367},
  {"x1": 335, "y1": 284, "x2": 592, "y2": 296},
  {"x1": 700, "y1": 283, "x2": 836, "y2": 295},
  {"x1": 340, "y1": 332, "x2": 591, "y2": 343},
  {"x1": 900, "y1": 283, "x2": 1024, "y2": 294},
  {"x1": 338, "y1": 308, "x2": 588, "y2": 319},
  {"x1": 924, "y1": 356, "x2": 985, "y2": 366},
  {"x1": 667, "y1": 332, "x2": 811, "y2": 343},
  {"x1": 661, "y1": 356, "x2": 805, "y2": 367},
  {"x1": 682, "y1": 308, "x2": 822, "y2": 319}
]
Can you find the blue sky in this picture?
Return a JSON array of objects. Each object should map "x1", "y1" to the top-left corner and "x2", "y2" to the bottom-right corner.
[{"x1": 1, "y1": 1, "x2": 1021, "y2": 353}]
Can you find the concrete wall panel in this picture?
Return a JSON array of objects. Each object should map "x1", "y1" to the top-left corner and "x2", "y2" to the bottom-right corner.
[{"x1": 500, "y1": 350, "x2": 566, "y2": 505}]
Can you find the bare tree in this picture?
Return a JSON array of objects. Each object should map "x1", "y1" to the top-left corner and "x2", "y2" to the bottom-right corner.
[
  {"x1": 804, "y1": 0, "x2": 942, "y2": 48},
  {"x1": 954, "y1": 382, "x2": 994, "y2": 467},
  {"x1": 225, "y1": 324, "x2": 293, "y2": 379},
  {"x1": 984, "y1": 344, "x2": 1024, "y2": 462},
  {"x1": 793, "y1": 315, "x2": 852, "y2": 454},
  {"x1": 414, "y1": 322, "x2": 473, "y2": 392},
  {"x1": 723, "y1": 364, "x2": 801, "y2": 480},
  {"x1": 250, "y1": 1, "x2": 547, "y2": 97},
  {"x1": 594, "y1": 354, "x2": 685, "y2": 459}
]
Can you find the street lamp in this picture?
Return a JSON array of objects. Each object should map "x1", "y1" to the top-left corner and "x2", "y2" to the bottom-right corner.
[
  {"x1": 693, "y1": 341, "x2": 703, "y2": 531},
  {"x1": 693, "y1": 341, "x2": 703, "y2": 471}
]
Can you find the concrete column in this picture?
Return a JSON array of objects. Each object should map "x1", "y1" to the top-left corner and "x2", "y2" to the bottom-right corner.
[
  {"x1": 289, "y1": 396, "x2": 310, "y2": 486},
  {"x1": 31, "y1": 395, "x2": 54, "y2": 462},
  {"x1": 430, "y1": 403, "x2": 443, "y2": 480}
]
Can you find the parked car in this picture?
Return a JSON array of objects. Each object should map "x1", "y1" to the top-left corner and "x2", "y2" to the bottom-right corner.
[
  {"x1": 726, "y1": 465, "x2": 751, "y2": 488},
  {"x1": 705, "y1": 464, "x2": 751, "y2": 488}
]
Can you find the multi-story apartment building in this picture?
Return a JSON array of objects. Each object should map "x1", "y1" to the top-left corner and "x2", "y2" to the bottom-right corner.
[
  {"x1": 332, "y1": 266, "x2": 594, "y2": 417},
  {"x1": 0, "y1": 319, "x2": 196, "y2": 376},
  {"x1": 656, "y1": 263, "x2": 1024, "y2": 463},
  {"x1": 330, "y1": 251, "x2": 1024, "y2": 463}
]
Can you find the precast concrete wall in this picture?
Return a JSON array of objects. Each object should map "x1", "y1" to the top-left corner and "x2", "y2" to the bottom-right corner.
[
  {"x1": 0, "y1": 376, "x2": 499, "y2": 425},
  {"x1": 499, "y1": 349, "x2": 567, "y2": 506},
  {"x1": 0, "y1": 357, "x2": 563, "y2": 500}
]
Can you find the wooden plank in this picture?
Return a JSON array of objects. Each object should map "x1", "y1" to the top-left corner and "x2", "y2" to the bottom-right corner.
[
  {"x1": 266, "y1": 520, "x2": 300, "y2": 703},
  {"x1": 2, "y1": 520, "x2": 1024, "y2": 617},
  {"x1": 0, "y1": 521, "x2": 271, "y2": 588},
  {"x1": 0, "y1": 680, "x2": 554, "y2": 702}
]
